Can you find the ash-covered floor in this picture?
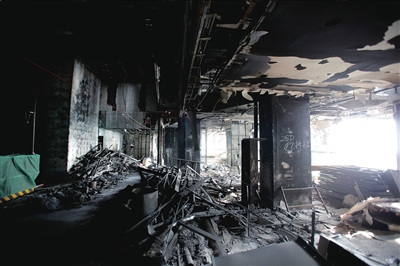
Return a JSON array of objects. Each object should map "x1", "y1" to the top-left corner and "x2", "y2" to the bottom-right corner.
[{"x1": 1, "y1": 149, "x2": 399, "y2": 266}]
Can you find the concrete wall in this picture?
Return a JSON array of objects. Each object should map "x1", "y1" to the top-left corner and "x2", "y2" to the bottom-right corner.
[
  {"x1": 36, "y1": 58, "x2": 75, "y2": 180},
  {"x1": 67, "y1": 59, "x2": 101, "y2": 170},
  {"x1": 124, "y1": 133, "x2": 153, "y2": 159},
  {"x1": 99, "y1": 128, "x2": 124, "y2": 151},
  {"x1": 229, "y1": 121, "x2": 253, "y2": 168},
  {"x1": 99, "y1": 82, "x2": 146, "y2": 130},
  {"x1": 164, "y1": 127, "x2": 179, "y2": 166}
]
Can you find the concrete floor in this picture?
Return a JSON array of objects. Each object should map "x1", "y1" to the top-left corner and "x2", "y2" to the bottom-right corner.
[
  {"x1": 2, "y1": 171, "x2": 400, "y2": 266},
  {"x1": 1, "y1": 172, "x2": 160, "y2": 266}
]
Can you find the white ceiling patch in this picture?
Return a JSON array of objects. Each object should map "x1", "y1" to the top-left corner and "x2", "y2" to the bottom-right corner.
[
  {"x1": 357, "y1": 19, "x2": 400, "y2": 51},
  {"x1": 266, "y1": 56, "x2": 354, "y2": 84}
]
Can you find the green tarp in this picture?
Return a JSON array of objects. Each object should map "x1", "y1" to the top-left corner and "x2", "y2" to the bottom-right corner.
[{"x1": 0, "y1": 154, "x2": 40, "y2": 198}]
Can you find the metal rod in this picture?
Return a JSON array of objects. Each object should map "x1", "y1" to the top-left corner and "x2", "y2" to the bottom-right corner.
[
  {"x1": 311, "y1": 210, "x2": 315, "y2": 247},
  {"x1": 280, "y1": 187, "x2": 290, "y2": 211},
  {"x1": 313, "y1": 185, "x2": 329, "y2": 214},
  {"x1": 254, "y1": 100, "x2": 258, "y2": 138},
  {"x1": 281, "y1": 187, "x2": 314, "y2": 191},
  {"x1": 32, "y1": 97, "x2": 37, "y2": 154}
]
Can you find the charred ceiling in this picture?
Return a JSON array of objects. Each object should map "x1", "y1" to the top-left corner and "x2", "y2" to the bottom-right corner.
[
  {"x1": 191, "y1": 0, "x2": 400, "y2": 118},
  {"x1": 1, "y1": 0, "x2": 399, "y2": 118},
  {"x1": 1, "y1": 0, "x2": 192, "y2": 110}
]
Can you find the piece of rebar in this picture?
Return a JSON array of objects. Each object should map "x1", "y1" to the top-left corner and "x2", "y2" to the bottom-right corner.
[
  {"x1": 313, "y1": 185, "x2": 329, "y2": 214},
  {"x1": 311, "y1": 210, "x2": 315, "y2": 247},
  {"x1": 247, "y1": 185, "x2": 250, "y2": 237}
]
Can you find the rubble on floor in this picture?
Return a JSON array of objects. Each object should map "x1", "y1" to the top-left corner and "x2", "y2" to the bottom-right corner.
[
  {"x1": 341, "y1": 197, "x2": 400, "y2": 232},
  {"x1": 1, "y1": 147, "x2": 140, "y2": 212},
  {"x1": 200, "y1": 163, "x2": 241, "y2": 188},
  {"x1": 123, "y1": 164, "x2": 337, "y2": 265},
  {"x1": 2, "y1": 154, "x2": 399, "y2": 265}
]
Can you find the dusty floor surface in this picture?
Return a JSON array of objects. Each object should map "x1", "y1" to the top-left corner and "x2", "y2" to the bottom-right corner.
[
  {"x1": 0, "y1": 172, "x2": 159, "y2": 266},
  {"x1": 2, "y1": 165, "x2": 399, "y2": 266}
]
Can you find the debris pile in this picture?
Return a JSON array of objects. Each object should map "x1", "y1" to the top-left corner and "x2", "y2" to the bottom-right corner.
[
  {"x1": 200, "y1": 163, "x2": 241, "y2": 188},
  {"x1": 4, "y1": 148, "x2": 141, "y2": 212},
  {"x1": 316, "y1": 166, "x2": 394, "y2": 208},
  {"x1": 340, "y1": 197, "x2": 400, "y2": 232},
  {"x1": 68, "y1": 146, "x2": 140, "y2": 180},
  {"x1": 123, "y1": 165, "x2": 333, "y2": 265}
]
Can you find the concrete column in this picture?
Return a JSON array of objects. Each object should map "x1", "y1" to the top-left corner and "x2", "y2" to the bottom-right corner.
[
  {"x1": 394, "y1": 101, "x2": 400, "y2": 170},
  {"x1": 259, "y1": 95, "x2": 312, "y2": 209},
  {"x1": 177, "y1": 115, "x2": 186, "y2": 168},
  {"x1": 186, "y1": 111, "x2": 201, "y2": 172},
  {"x1": 241, "y1": 138, "x2": 259, "y2": 204},
  {"x1": 259, "y1": 95, "x2": 274, "y2": 209},
  {"x1": 254, "y1": 100, "x2": 258, "y2": 138}
]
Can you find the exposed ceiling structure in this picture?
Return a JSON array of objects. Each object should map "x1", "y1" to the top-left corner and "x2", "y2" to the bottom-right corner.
[
  {"x1": 2, "y1": 0, "x2": 399, "y2": 120},
  {"x1": 189, "y1": 1, "x2": 400, "y2": 119}
]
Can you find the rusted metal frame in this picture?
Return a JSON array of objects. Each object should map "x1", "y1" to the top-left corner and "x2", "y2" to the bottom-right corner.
[
  {"x1": 280, "y1": 187, "x2": 290, "y2": 211},
  {"x1": 281, "y1": 186, "x2": 329, "y2": 214},
  {"x1": 313, "y1": 185, "x2": 329, "y2": 213}
]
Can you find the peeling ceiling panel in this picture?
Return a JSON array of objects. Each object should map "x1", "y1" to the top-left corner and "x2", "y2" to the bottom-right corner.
[{"x1": 196, "y1": 0, "x2": 400, "y2": 117}]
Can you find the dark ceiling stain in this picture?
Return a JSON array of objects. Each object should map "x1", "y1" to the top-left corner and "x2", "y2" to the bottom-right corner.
[
  {"x1": 220, "y1": 54, "x2": 271, "y2": 83},
  {"x1": 258, "y1": 78, "x2": 309, "y2": 89},
  {"x1": 295, "y1": 64, "x2": 306, "y2": 70},
  {"x1": 250, "y1": 1, "x2": 399, "y2": 62},
  {"x1": 388, "y1": 35, "x2": 400, "y2": 48}
]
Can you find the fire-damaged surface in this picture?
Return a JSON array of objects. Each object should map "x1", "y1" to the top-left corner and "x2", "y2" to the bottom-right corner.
[
  {"x1": 1, "y1": 149, "x2": 399, "y2": 265},
  {"x1": 191, "y1": 1, "x2": 400, "y2": 118}
]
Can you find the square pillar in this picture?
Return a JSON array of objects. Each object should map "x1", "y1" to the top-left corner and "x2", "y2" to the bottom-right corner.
[
  {"x1": 241, "y1": 138, "x2": 259, "y2": 204},
  {"x1": 259, "y1": 95, "x2": 312, "y2": 209}
]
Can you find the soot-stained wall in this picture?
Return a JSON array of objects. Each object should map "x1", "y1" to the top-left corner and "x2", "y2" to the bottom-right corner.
[
  {"x1": 99, "y1": 128, "x2": 123, "y2": 151},
  {"x1": 99, "y1": 83, "x2": 144, "y2": 136},
  {"x1": 67, "y1": 59, "x2": 100, "y2": 170},
  {"x1": 98, "y1": 82, "x2": 142, "y2": 155}
]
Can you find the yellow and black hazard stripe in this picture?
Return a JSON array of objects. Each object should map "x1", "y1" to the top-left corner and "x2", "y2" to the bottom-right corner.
[{"x1": 0, "y1": 188, "x2": 35, "y2": 204}]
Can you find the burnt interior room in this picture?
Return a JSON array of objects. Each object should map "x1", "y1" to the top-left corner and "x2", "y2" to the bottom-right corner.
[{"x1": 1, "y1": 1, "x2": 400, "y2": 265}]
